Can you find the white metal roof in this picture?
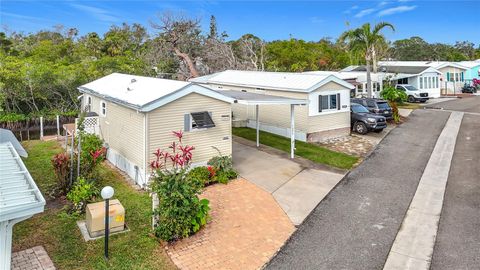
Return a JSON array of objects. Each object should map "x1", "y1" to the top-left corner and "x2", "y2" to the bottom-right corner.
[
  {"x1": 0, "y1": 142, "x2": 45, "y2": 223},
  {"x1": 78, "y1": 73, "x2": 234, "y2": 112},
  {"x1": 190, "y1": 70, "x2": 355, "y2": 92},
  {"x1": 459, "y1": 61, "x2": 480, "y2": 69},
  {"x1": 0, "y1": 129, "x2": 28, "y2": 157},
  {"x1": 215, "y1": 90, "x2": 308, "y2": 105},
  {"x1": 378, "y1": 61, "x2": 468, "y2": 70}
]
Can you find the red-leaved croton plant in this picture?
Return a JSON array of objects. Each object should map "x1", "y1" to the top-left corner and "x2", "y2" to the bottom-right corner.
[{"x1": 150, "y1": 130, "x2": 195, "y2": 171}]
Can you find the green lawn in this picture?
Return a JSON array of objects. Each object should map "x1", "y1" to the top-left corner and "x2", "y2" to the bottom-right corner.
[
  {"x1": 397, "y1": 102, "x2": 422, "y2": 110},
  {"x1": 233, "y1": 127, "x2": 359, "y2": 170},
  {"x1": 13, "y1": 140, "x2": 175, "y2": 270}
]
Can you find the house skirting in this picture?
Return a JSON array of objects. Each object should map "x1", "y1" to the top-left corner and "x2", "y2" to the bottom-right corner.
[
  {"x1": 246, "y1": 120, "x2": 307, "y2": 142},
  {"x1": 307, "y1": 127, "x2": 351, "y2": 142},
  {"x1": 106, "y1": 148, "x2": 147, "y2": 187}
]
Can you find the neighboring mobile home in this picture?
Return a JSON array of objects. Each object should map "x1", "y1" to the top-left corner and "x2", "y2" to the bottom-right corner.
[
  {"x1": 378, "y1": 61, "x2": 468, "y2": 94},
  {"x1": 304, "y1": 70, "x2": 384, "y2": 98},
  {"x1": 191, "y1": 70, "x2": 355, "y2": 142},
  {"x1": 343, "y1": 65, "x2": 442, "y2": 98},
  {"x1": 78, "y1": 73, "x2": 234, "y2": 187},
  {"x1": 459, "y1": 60, "x2": 480, "y2": 82}
]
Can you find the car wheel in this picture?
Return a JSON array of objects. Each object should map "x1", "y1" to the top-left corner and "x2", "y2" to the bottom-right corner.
[
  {"x1": 354, "y1": 122, "x2": 368, "y2": 135},
  {"x1": 407, "y1": 95, "x2": 416, "y2": 103}
]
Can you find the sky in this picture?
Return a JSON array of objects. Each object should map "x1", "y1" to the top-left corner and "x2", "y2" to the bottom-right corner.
[{"x1": 1, "y1": 0, "x2": 479, "y2": 45}]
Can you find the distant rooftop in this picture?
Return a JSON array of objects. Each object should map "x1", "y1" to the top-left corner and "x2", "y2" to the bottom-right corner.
[
  {"x1": 348, "y1": 65, "x2": 432, "y2": 75},
  {"x1": 190, "y1": 70, "x2": 355, "y2": 92},
  {"x1": 378, "y1": 61, "x2": 468, "y2": 70}
]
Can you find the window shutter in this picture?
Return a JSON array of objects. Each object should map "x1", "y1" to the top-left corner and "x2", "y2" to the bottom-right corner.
[
  {"x1": 337, "y1": 93, "x2": 341, "y2": 110},
  {"x1": 461, "y1": 72, "x2": 464, "y2": 82},
  {"x1": 184, "y1": 114, "x2": 191, "y2": 132},
  {"x1": 446, "y1": 73, "x2": 450, "y2": 81},
  {"x1": 318, "y1": 95, "x2": 322, "y2": 112}
]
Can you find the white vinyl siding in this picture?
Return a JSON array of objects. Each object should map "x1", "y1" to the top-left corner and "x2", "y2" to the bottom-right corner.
[{"x1": 147, "y1": 93, "x2": 231, "y2": 170}]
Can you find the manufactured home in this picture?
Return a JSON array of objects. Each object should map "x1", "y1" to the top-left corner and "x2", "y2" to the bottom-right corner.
[
  {"x1": 191, "y1": 70, "x2": 355, "y2": 142},
  {"x1": 344, "y1": 65, "x2": 442, "y2": 98},
  {"x1": 378, "y1": 61, "x2": 468, "y2": 94},
  {"x1": 78, "y1": 73, "x2": 234, "y2": 187}
]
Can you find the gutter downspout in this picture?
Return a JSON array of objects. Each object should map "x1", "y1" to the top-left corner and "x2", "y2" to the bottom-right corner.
[{"x1": 143, "y1": 112, "x2": 148, "y2": 189}]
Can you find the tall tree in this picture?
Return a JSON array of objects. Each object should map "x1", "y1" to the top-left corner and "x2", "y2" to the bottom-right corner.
[
  {"x1": 340, "y1": 22, "x2": 395, "y2": 97},
  {"x1": 151, "y1": 12, "x2": 202, "y2": 78}
]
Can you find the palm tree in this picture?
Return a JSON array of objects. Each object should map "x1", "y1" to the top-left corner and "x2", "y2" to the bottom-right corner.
[{"x1": 340, "y1": 22, "x2": 395, "y2": 98}]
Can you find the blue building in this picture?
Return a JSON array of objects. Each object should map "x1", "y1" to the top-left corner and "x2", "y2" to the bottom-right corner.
[{"x1": 460, "y1": 60, "x2": 480, "y2": 82}]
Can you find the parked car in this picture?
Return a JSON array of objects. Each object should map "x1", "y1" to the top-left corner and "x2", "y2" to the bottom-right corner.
[
  {"x1": 395, "y1": 84, "x2": 429, "y2": 103},
  {"x1": 461, "y1": 83, "x2": 477, "y2": 94},
  {"x1": 351, "y1": 98, "x2": 393, "y2": 120},
  {"x1": 350, "y1": 103, "x2": 387, "y2": 134}
]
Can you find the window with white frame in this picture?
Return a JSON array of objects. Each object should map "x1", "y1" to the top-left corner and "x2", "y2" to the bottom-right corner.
[
  {"x1": 318, "y1": 94, "x2": 340, "y2": 112},
  {"x1": 435, "y1": 77, "x2": 439, "y2": 88},
  {"x1": 420, "y1": 77, "x2": 424, "y2": 89},
  {"x1": 100, "y1": 101, "x2": 106, "y2": 117},
  {"x1": 86, "y1": 96, "x2": 92, "y2": 111}
]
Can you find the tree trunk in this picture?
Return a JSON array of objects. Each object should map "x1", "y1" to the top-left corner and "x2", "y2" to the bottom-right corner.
[
  {"x1": 173, "y1": 47, "x2": 199, "y2": 78},
  {"x1": 366, "y1": 59, "x2": 373, "y2": 98}
]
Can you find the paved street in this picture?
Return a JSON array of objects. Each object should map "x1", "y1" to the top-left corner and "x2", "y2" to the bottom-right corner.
[
  {"x1": 431, "y1": 113, "x2": 480, "y2": 269},
  {"x1": 267, "y1": 96, "x2": 480, "y2": 270}
]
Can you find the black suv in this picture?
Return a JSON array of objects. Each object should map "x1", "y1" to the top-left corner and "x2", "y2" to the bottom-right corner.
[
  {"x1": 351, "y1": 103, "x2": 387, "y2": 134},
  {"x1": 351, "y1": 98, "x2": 393, "y2": 120}
]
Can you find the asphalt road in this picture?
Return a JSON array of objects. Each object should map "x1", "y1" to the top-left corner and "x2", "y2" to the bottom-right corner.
[
  {"x1": 266, "y1": 109, "x2": 450, "y2": 270},
  {"x1": 426, "y1": 96, "x2": 480, "y2": 114},
  {"x1": 430, "y1": 113, "x2": 480, "y2": 269}
]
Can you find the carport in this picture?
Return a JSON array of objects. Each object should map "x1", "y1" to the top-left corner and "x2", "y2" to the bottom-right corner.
[
  {"x1": 0, "y1": 129, "x2": 45, "y2": 270},
  {"x1": 217, "y1": 90, "x2": 308, "y2": 158}
]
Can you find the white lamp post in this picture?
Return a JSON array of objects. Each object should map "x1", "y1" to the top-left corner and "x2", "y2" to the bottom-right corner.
[{"x1": 101, "y1": 186, "x2": 114, "y2": 260}]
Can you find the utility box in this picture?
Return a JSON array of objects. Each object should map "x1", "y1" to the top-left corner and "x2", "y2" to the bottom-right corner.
[{"x1": 86, "y1": 199, "x2": 125, "y2": 238}]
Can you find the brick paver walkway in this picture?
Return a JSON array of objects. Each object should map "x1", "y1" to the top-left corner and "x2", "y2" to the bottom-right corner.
[
  {"x1": 166, "y1": 178, "x2": 295, "y2": 270},
  {"x1": 11, "y1": 246, "x2": 55, "y2": 270}
]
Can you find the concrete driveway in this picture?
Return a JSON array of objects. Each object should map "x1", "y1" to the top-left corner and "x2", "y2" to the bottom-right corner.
[{"x1": 233, "y1": 140, "x2": 345, "y2": 225}]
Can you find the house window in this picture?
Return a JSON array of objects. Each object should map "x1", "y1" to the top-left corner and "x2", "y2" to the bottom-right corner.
[
  {"x1": 420, "y1": 77, "x2": 423, "y2": 89},
  {"x1": 428, "y1": 77, "x2": 432, "y2": 89},
  {"x1": 185, "y1": 111, "x2": 215, "y2": 131},
  {"x1": 85, "y1": 96, "x2": 92, "y2": 111},
  {"x1": 318, "y1": 94, "x2": 340, "y2": 112},
  {"x1": 435, "y1": 77, "x2": 439, "y2": 88},
  {"x1": 100, "y1": 101, "x2": 106, "y2": 117}
]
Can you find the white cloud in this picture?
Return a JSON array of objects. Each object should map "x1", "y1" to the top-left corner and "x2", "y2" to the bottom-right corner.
[
  {"x1": 354, "y1": 8, "x2": 376, "y2": 18},
  {"x1": 309, "y1": 16, "x2": 324, "y2": 24},
  {"x1": 343, "y1": 5, "x2": 359, "y2": 14},
  {"x1": 378, "y1": 5, "x2": 417, "y2": 16},
  {"x1": 378, "y1": 1, "x2": 390, "y2": 7},
  {"x1": 70, "y1": 3, "x2": 119, "y2": 23}
]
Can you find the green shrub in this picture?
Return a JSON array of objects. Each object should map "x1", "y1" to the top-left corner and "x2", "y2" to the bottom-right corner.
[
  {"x1": 151, "y1": 169, "x2": 207, "y2": 241},
  {"x1": 207, "y1": 147, "x2": 234, "y2": 172},
  {"x1": 191, "y1": 199, "x2": 210, "y2": 233},
  {"x1": 215, "y1": 169, "x2": 238, "y2": 184},
  {"x1": 150, "y1": 131, "x2": 210, "y2": 242},
  {"x1": 66, "y1": 177, "x2": 99, "y2": 214},
  {"x1": 77, "y1": 133, "x2": 105, "y2": 177},
  {"x1": 188, "y1": 166, "x2": 212, "y2": 186}
]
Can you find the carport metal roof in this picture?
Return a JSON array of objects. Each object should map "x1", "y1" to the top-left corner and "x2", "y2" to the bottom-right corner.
[
  {"x1": 217, "y1": 90, "x2": 308, "y2": 105},
  {"x1": 0, "y1": 140, "x2": 45, "y2": 270},
  {"x1": 217, "y1": 90, "x2": 307, "y2": 159}
]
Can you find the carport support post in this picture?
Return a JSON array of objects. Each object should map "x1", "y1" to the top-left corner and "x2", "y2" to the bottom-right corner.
[
  {"x1": 256, "y1": 104, "x2": 260, "y2": 147},
  {"x1": 290, "y1": 104, "x2": 295, "y2": 159}
]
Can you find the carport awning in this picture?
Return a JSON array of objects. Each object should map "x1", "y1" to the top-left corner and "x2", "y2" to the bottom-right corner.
[
  {"x1": 217, "y1": 90, "x2": 306, "y2": 159},
  {"x1": 216, "y1": 90, "x2": 308, "y2": 105}
]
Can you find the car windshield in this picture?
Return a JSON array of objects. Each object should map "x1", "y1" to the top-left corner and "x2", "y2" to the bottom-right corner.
[
  {"x1": 377, "y1": 102, "x2": 390, "y2": 109},
  {"x1": 404, "y1": 85, "x2": 418, "y2": 91},
  {"x1": 352, "y1": 104, "x2": 369, "y2": 113}
]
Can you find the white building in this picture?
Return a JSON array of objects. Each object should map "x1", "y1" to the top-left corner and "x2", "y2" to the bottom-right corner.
[
  {"x1": 378, "y1": 61, "x2": 468, "y2": 94},
  {"x1": 343, "y1": 65, "x2": 442, "y2": 98},
  {"x1": 191, "y1": 70, "x2": 356, "y2": 142}
]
